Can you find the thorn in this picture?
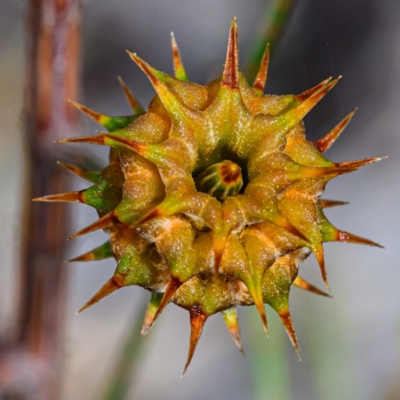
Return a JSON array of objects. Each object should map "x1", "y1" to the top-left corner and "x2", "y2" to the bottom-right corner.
[
  {"x1": 106, "y1": 134, "x2": 169, "y2": 167},
  {"x1": 68, "y1": 99, "x2": 108, "y2": 127},
  {"x1": 252, "y1": 43, "x2": 270, "y2": 95},
  {"x1": 141, "y1": 292, "x2": 163, "y2": 335},
  {"x1": 117, "y1": 76, "x2": 145, "y2": 114},
  {"x1": 297, "y1": 77, "x2": 332, "y2": 101},
  {"x1": 304, "y1": 164, "x2": 360, "y2": 178},
  {"x1": 103, "y1": 133, "x2": 143, "y2": 154},
  {"x1": 320, "y1": 199, "x2": 349, "y2": 208},
  {"x1": 247, "y1": 280, "x2": 268, "y2": 335},
  {"x1": 150, "y1": 277, "x2": 182, "y2": 329},
  {"x1": 292, "y1": 276, "x2": 332, "y2": 297},
  {"x1": 171, "y1": 33, "x2": 189, "y2": 82},
  {"x1": 127, "y1": 50, "x2": 197, "y2": 123},
  {"x1": 336, "y1": 156, "x2": 386, "y2": 170},
  {"x1": 299, "y1": 159, "x2": 383, "y2": 180},
  {"x1": 222, "y1": 17, "x2": 239, "y2": 89},
  {"x1": 254, "y1": 297, "x2": 268, "y2": 336},
  {"x1": 222, "y1": 307, "x2": 244, "y2": 355},
  {"x1": 314, "y1": 244, "x2": 330, "y2": 291},
  {"x1": 183, "y1": 307, "x2": 207, "y2": 375},
  {"x1": 335, "y1": 230, "x2": 384, "y2": 248},
  {"x1": 33, "y1": 191, "x2": 84, "y2": 203},
  {"x1": 282, "y1": 77, "x2": 340, "y2": 130},
  {"x1": 127, "y1": 50, "x2": 160, "y2": 88},
  {"x1": 314, "y1": 109, "x2": 357, "y2": 153},
  {"x1": 279, "y1": 310, "x2": 301, "y2": 359},
  {"x1": 69, "y1": 241, "x2": 113, "y2": 262},
  {"x1": 78, "y1": 278, "x2": 121, "y2": 313},
  {"x1": 57, "y1": 161, "x2": 101, "y2": 183},
  {"x1": 56, "y1": 134, "x2": 107, "y2": 146},
  {"x1": 68, "y1": 211, "x2": 119, "y2": 240},
  {"x1": 70, "y1": 98, "x2": 137, "y2": 132}
]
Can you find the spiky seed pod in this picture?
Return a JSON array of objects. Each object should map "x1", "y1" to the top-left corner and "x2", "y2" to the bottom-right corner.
[{"x1": 35, "y1": 18, "x2": 383, "y2": 373}]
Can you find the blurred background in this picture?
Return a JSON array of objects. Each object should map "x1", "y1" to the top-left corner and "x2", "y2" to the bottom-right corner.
[{"x1": 1, "y1": 0, "x2": 399, "y2": 399}]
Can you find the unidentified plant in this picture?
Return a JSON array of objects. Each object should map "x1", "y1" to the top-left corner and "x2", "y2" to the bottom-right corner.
[{"x1": 36, "y1": 18, "x2": 382, "y2": 373}]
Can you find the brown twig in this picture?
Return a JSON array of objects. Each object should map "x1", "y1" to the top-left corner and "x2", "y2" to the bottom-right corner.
[{"x1": 0, "y1": 1, "x2": 82, "y2": 399}]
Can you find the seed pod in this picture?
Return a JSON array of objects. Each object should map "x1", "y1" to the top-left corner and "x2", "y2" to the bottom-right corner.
[{"x1": 37, "y1": 17, "x2": 383, "y2": 373}]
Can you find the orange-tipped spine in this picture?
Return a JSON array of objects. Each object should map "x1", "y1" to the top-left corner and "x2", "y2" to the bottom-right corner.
[
  {"x1": 68, "y1": 211, "x2": 119, "y2": 240},
  {"x1": 69, "y1": 241, "x2": 113, "y2": 262},
  {"x1": 314, "y1": 109, "x2": 357, "y2": 153},
  {"x1": 117, "y1": 76, "x2": 144, "y2": 114},
  {"x1": 183, "y1": 307, "x2": 207, "y2": 375},
  {"x1": 57, "y1": 161, "x2": 101, "y2": 183},
  {"x1": 252, "y1": 43, "x2": 270, "y2": 95},
  {"x1": 222, "y1": 17, "x2": 239, "y2": 89},
  {"x1": 292, "y1": 276, "x2": 332, "y2": 297},
  {"x1": 171, "y1": 33, "x2": 188, "y2": 82},
  {"x1": 78, "y1": 278, "x2": 121, "y2": 313}
]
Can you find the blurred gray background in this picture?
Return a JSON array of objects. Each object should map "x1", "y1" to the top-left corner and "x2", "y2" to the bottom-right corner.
[{"x1": 1, "y1": 0, "x2": 399, "y2": 399}]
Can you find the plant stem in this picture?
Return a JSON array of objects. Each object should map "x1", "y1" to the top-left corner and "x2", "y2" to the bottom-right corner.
[
  {"x1": 247, "y1": 309, "x2": 289, "y2": 400},
  {"x1": 102, "y1": 296, "x2": 148, "y2": 400},
  {"x1": 0, "y1": 1, "x2": 82, "y2": 399},
  {"x1": 245, "y1": 0, "x2": 297, "y2": 83}
]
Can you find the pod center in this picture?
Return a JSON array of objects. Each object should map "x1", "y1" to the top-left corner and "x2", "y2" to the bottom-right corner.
[{"x1": 195, "y1": 160, "x2": 243, "y2": 200}]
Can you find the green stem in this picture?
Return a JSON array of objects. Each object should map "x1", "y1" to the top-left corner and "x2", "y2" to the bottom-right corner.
[
  {"x1": 247, "y1": 308, "x2": 289, "y2": 400},
  {"x1": 245, "y1": 0, "x2": 297, "y2": 83},
  {"x1": 102, "y1": 296, "x2": 148, "y2": 400}
]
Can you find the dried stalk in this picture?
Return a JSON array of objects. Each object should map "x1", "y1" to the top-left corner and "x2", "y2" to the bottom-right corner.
[{"x1": 0, "y1": 1, "x2": 82, "y2": 399}]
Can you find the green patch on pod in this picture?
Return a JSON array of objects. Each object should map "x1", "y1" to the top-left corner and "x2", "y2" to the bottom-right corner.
[{"x1": 82, "y1": 155, "x2": 124, "y2": 216}]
